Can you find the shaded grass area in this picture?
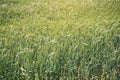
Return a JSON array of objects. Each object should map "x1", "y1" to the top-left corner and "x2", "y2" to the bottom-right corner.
[{"x1": 0, "y1": 0, "x2": 120, "y2": 80}]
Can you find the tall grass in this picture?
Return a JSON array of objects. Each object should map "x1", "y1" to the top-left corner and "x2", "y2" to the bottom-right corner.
[{"x1": 0, "y1": 0, "x2": 120, "y2": 80}]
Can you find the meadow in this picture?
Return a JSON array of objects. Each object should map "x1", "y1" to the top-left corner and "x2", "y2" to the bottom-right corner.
[{"x1": 0, "y1": 0, "x2": 120, "y2": 80}]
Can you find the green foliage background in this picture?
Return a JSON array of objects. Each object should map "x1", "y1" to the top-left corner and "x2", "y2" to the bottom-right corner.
[{"x1": 0, "y1": 0, "x2": 120, "y2": 80}]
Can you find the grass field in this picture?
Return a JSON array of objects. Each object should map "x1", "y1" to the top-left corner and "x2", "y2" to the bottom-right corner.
[{"x1": 0, "y1": 0, "x2": 120, "y2": 80}]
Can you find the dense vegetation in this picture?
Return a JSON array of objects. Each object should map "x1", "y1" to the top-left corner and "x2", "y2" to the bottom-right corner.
[{"x1": 0, "y1": 0, "x2": 120, "y2": 80}]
